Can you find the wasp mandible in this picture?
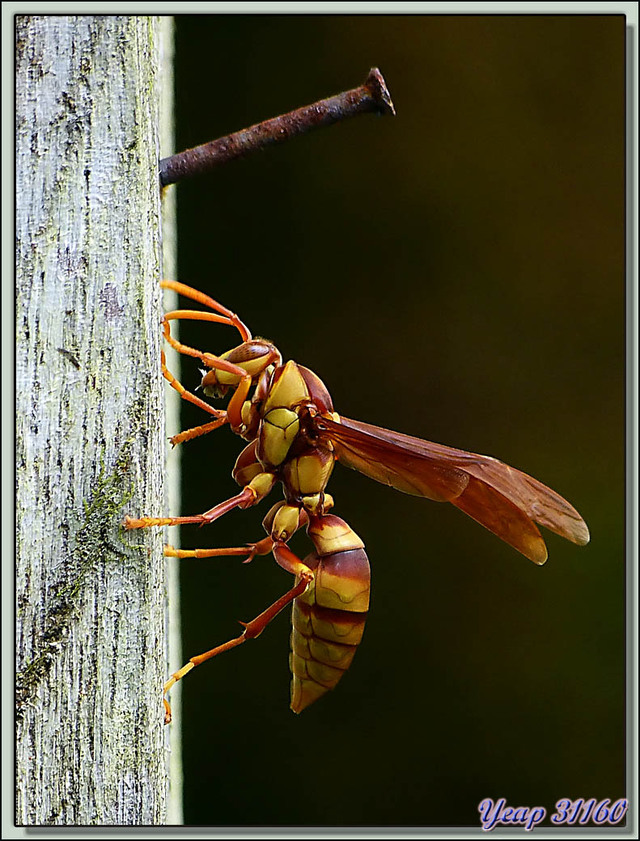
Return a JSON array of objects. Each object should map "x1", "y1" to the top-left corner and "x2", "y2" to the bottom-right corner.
[{"x1": 126, "y1": 280, "x2": 590, "y2": 722}]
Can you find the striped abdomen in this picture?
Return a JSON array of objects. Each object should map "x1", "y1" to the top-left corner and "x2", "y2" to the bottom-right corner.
[{"x1": 289, "y1": 515, "x2": 371, "y2": 713}]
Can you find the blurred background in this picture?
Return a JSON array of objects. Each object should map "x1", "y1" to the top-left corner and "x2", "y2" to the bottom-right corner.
[{"x1": 169, "y1": 13, "x2": 625, "y2": 828}]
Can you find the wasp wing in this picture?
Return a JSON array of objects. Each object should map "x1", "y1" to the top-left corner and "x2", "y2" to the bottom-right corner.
[
  {"x1": 317, "y1": 416, "x2": 589, "y2": 564},
  {"x1": 318, "y1": 418, "x2": 470, "y2": 503}
]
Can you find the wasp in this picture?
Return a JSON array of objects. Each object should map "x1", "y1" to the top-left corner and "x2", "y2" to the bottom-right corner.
[{"x1": 126, "y1": 280, "x2": 590, "y2": 722}]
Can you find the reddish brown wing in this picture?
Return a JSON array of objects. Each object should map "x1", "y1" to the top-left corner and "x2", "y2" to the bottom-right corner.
[
  {"x1": 319, "y1": 419, "x2": 470, "y2": 503},
  {"x1": 316, "y1": 416, "x2": 590, "y2": 565}
]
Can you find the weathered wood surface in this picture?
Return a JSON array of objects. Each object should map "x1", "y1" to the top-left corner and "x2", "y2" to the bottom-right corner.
[
  {"x1": 16, "y1": 15, "x2": 168, "y2": 825},
  {"x1": 158, "y1": 15, "x2": 184, "y2": 826}
]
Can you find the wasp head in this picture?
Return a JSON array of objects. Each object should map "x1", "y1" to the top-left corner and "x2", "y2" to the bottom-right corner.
[{"x1": 201, "y1": 339, "x2": 281, "y2": 399}]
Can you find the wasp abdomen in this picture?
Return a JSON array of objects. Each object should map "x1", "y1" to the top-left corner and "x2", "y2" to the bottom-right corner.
[{"x1": 290, "y1": 527, "x2": 370, "y2": 713}]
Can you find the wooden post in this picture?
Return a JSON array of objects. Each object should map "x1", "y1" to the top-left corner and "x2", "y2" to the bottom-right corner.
[{"x1": 16, "y1": 15, "x2": 168, "y2": 824}]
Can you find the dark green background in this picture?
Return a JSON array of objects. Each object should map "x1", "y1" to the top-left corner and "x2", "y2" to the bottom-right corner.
[{"x1": 170, "y1": 14, "x2": 625, "y2": 828}]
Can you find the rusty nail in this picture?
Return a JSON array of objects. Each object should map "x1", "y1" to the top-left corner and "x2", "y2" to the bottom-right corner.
[{"x1": 159, "y1": 67, "x2": 395, "y2": 187}]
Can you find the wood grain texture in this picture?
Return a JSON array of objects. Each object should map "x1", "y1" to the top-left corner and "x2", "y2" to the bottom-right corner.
[
  {"x1": 158, "y1": 15, "x2": 184, "y2": 826},
  {"x1": 16, "y1": 15, "x2": 168, "y2": 825}
]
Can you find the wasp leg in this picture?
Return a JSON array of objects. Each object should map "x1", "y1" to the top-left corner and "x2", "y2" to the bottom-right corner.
[
  {"x1": 161, "y1": 347, "x2": 226, "y2": 420},
  {"x1": 161, "y1": 279, "x2": 251, "y2": 342},
  {"x1": 161, "y1": 316, "x2": 247, "y2": 373},
  {"x1": 161, "y1": 311, "x2": 247, "y2": 419},
  {"x1": 169, "y1": 417, "x2": 229, "y2": 447},
  {"x1": 124, "y1": 489, "x2": 254, "y2": 530},
  {"x1": 161, "y1": 318, "x2": 255, "y2": 434},
  {"x1": 162, "y1": 562, "x2": 313, "y2": 723},
  {"x1": 124, "y1": 474, "x2": 276, "y2": 531},
  {"x1": 164, "y1": 535, "x2": 274, "y2": 564}
]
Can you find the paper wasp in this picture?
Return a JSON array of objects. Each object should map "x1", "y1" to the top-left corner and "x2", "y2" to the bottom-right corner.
[{"x1": 126, "y1": 280, "x2": 590, "y2": 722}]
